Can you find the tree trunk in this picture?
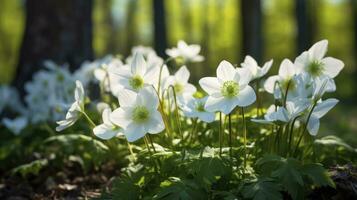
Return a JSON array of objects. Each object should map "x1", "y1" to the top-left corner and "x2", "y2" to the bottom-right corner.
[
  {"x1": 295, "y1": 0, "x2": 314, "y2": 54},
  {"x1": 240, "y1": 0, "x2": 263, "y2": 63},
  {"x1": 13, "y1": 0, "x2": 93, "y2": 96},
  {"x1": 153, "y1": 0, "x2": 167, "y2": 58}
]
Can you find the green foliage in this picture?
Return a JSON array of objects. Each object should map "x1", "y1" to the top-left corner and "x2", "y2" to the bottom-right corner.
[
  {"x1": 256, "y1": 155, "x2": 335, "y2": 200},
  {"x1": 242, "y1": 178, "x2": 282, "y2": 200},
  {"x1": 11, "y1": 158, "x2": 48, "y2": 177}
]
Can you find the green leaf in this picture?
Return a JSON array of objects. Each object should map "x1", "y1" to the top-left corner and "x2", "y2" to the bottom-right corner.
[
  {"x1": 314, "y1": 135, "x2": 354, "y2": 151},
  {"x1": 301, "y1": 163, "x2": 335, "y2": 188},
  {"x1": 12, "y1": 159, "x2": 48, "y2": 177},
  {"x1": 242, "y1": 178, "x2": 282, "y2": 200},
  {"x1": 154, "y1": 177, "x2": 207, "y2": 200},
  {"x1": 111, "y1": 175, "x2": 141, "y2": 200}
]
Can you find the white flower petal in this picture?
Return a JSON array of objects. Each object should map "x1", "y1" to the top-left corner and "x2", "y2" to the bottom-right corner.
[
  {"x1": 74, "y1": 80, "x2": 84, "y2": 102},
  {"x1": 264, "y1": 75, "x2": 280, "y2": 94},
  {"x1": 137, "y1": 87, "x2": 159, "y2": 109},
  {"x1": 124, "y1": 123, "x2": 146, "y2": 142},
  {"x1": 217, "y1": 60, "x2": 236, "y2": 81},
  {"x1": 110, "y1": 107, "x2": 132, "y2": 128},
  {"x1": 313, "y1": 98, "x2": 338, "y2": 118},
  {"x1": 236, "y1": 86, "x2": 256, "y2": 107},
  {"x1": 307, "y1": 116, "x2": 320, "y2": 136},
  {"x1": 279, "y1": 59, "x2": 296, "y2": 78},
  {"x1": 131, "y1": 53, "x2": 147, "y2": 76},
  {"x1": 175, "y1": 66, "x2": 190, "y2": 83},
  {"x1": 205, "y1": 96, "x2": 226, "y2": 113},
  {"x1": 93, "y1": 124, "x2": 119, "y2": 140},
  {"x1": 308, "y1": 40, "x2": 328, "y2": 60},
  {"x1": 236, "y1": 67, "x2": 252, "y2": 87},
  {"x1": 118, "y1": 89, "x2": 138, "y2": 107},
  {"x1": 197, "y1": 112, "x2": 215, "y2": 123},
  {"x1": 199, "y1": 77, "x2": 221, "y2": 95},
  {"x1": 321, "y1": 57, "x2": 344, "y2": 78},
  {"x1": 102, "y1": 108, "x2": 112, "y2": 125},
  {"x1": 146, "y1": 111, "x2": 165, "y2": 134}
]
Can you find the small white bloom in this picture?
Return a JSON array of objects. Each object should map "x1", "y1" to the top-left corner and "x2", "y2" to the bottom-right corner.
[
  {"x1": 110, "y1": 87, "x2": 165, "y2": 142},
  {"x1": 264, "y1": 59, "x2": 297, "y2": 99},
  {"x1": 114, "y1": 53, "x2": 158, "y2": 92},
  {"x1": 2, "y1": 116, "x2": 28, "y2": 135},
  {"x1": 166, "y1": 40, "x2": 204, "y2": 62},
  {"x1": 295, "y1": 40, "x2": 344, "y2": 79},
  {"x1": 56, "y1": 80, "x2": 85, "y2": 132},
  {"x1": 241, "y1": 55, "x2": 273, "y2": 80},
  {"x1": 93, "y1": 108, "x2": 124, "y2": 140},
  {"x1": 199, "y1": 60, "x2": 256, "y2": 114},
  {"x1": 96, "y1": 102, "x2": 110, "y2": 113},
  {"x1": 306, "y1": 98, "x2": 339, "y2": 136},
  {"x1": 164, "y1": 65, "x2": 196, "y2": 105},
  {"x1": 182, "y1": 96, "x2": 215, "y2": 123}
]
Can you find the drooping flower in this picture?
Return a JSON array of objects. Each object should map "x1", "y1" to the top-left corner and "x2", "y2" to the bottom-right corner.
[
  {"x1": 199, "y1": 60, "x2": 256, "y2": 114},
  {"x1": 306, "y1": 98, "x2": 339, "y2": 136},
  {"x1": 164, "y1": 65, "x2": 196, "y2": 105},
  {"x1": 110, "y1": 87, "x2": 165, "y2": 142},
  {"x1": 241, "y1": 55, "x2": 273, "y2": 80},
  {"x1": 93, "y1": 108, "x2": 124, "y2": 140},
  {"x1": 114, "y1": 53, "x2": 159, "y2": 92},
  {"x1": 2, "y1": 116, "x2": 28, "y2": 135},
  {"x1": 182, "y1": 96, "x2": 215, "y2": 123},
  {"x1": 264, "y1": 59, "x2": 297, "y2": 99},
  {"x1": 294, "y1": 40, "x2": 344, "y2": 79},
  {"x1": 56, "y1": 80, "x2": 85, "y2": 132},
  {"x1": 166, "y1": 40, "x2": 204, "y2": 63}
]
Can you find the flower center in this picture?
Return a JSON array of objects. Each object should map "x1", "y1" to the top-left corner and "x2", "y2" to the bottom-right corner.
[
  {"x1": 129, "y1": 75, "x2": 144, "y2": 90},
  {"x1": 132, "y1": 106, "x2": 150, "y2": 123},
  {"x1": 307, "y1": 61, "x2": 324, "y2": 77},
  {"x1": 174, "y1": 83, "x2": 184, "y2": 94},
  {"x1": 195, "y1": 102, "x2": 205, "y2": 112},
  {"x1": 221, "y1": 81, "x2": 239, "y2": 98}
]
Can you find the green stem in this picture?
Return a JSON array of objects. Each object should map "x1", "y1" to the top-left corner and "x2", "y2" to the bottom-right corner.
[
  {"x1": 144, "y1": 136, "x2": 158, "y2": 173},
  {"x1": 82, "y1": 111, "x2": 96, "y2": 128},
  {"x1": 228, "y1": 113, "x2": 233, "y2": 159},
  {"x1": 219, "y1": 112, "x2": 223, "y2": 156},
  {"x1": 287, "y1": 116, "x2": 299, "y2": 157},
  {"x1": 169, "y1": 85, "x2": 183, "y2": 141},
  {"x1": 126, "y1": 141, "x2": 136, "y2": 161},
  {"x1": 241, "y1": 107, "x2": 247, "y2": 177}
]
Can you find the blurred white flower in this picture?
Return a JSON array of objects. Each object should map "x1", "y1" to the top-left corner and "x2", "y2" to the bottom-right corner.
[
  {"x1": 241, "y1": 55, "x2": 273, "y2": 80},
  {"x1": 56, "y1": 81, "x2": 85, "y2": 132},
  {"x1": 166, "y1": 40, "x2": 204, "y2": 62},
  {"x1": 199, "y1": 60, "x2": 256, "y2": 114},
  {"x1": 115, "y1": 53, "x2": 159, "y2": 92},
  {"x1": 182, "y1": 96, "x2": 215, "y2": 123},
  {"x1": 2, "y1": 116, "x2": 28, "y2": 135},
  {"x1": 295, "y1": 40, "x2": 344, "y2": 79},
  {"x1": 110, "y1": 87, "x2": 165, "y2": 142},
  {"x1": 164, "y1": 65, "x2": 196, "y2": 105},
  {"x1": 94, "y1": 108, "x2": 124, "y2": 140}
]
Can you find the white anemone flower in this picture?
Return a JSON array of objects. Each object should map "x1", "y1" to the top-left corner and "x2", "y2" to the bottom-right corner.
[
  {"x1": 306, "y1": 98, "x2": 339, "y2": 136},
  {"x1": 166, "y1": 40, "x2": 204, "y2": 62},
  {"x1": 264, "y1": 59, "x2": 297, "y2": 99},
  {"x1": 241, "y1": 55, "x2": 273, "y2": 80},
  {"x1": 56, "y1": 80, "x2": 85, "y2": 132},
  {"x1": 110, "y1": 87, "x2": 165, "y2": 142},
  {"x1": 164, "y1": 65, "x2": 196, "y2": 105},
  {"x1": 93, "y1": 108, "x2": 124, "y2": 140},
  {"x1": 294, "y1": 40, "x2": 344, "y2": 79},
  {"x1": 199, "y1": 60, "x2": 256, "y2": 114},
  {"x1": 182, "y1": 96, "x2": 215, "y2": 123},
  {"x1": 2, "y1": 116, "x2": 28, "y2": 135},
  {"x1": 115, "y1": 53, "x2": 158, "y2": 92}
]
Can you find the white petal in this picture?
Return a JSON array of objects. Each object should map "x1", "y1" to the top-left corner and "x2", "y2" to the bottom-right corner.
[
  {"x1": 264, "y1": 75, "x2": 280, "y2": 93},
  {"x1": 131, "y1": 53, "x2": 147, "y2": 76},
  {"x1": 110, "y1": 108, "x2": 132, "y2": 128},
  {"x1": 308, "y1": 40, "x2": 328, "y2": 60},
  {"x1": 279, "y1": 59, "x2": 296, "y2": 78},
  {"x1": 197, "y1": 112, "x2": 215, "y2": 123},
  {"x1": 93, "y1": 124, "x2": 118, "y2": 140},
  {"x1": 175, "y1": 66, "x2": 190, "y2": 83},
  {"x1": 261, "y1": 59, "x2": 273, "y2": 76},
  {"x1": 124, "y1": 123, "x2": 146, "y2": 142},
  {"x1": 75, "y1": 80, "x2": 84, "y2": 102},
  {"x1": 236, "y1": 67, "x2": 252, "y2": 87},
  {"x1": 307, "y1": 116, "x2": 320, "y2": 136},
  {"x1": 313, "y1": 98, "x2": 338, "y2": 118},
  {"x1": 146, "y1": 111, "x2": 165, "y2": 134},
  {"x1": 102, "y1": 108, "x2": 112, "y2": 125},
  {"x1": 199, "y1": 77, "x2": 221, "y2": 95},
  {"x1": 117, "y1": 89, "x2": 137, "y2": 107},
  {"x1": 321, "y1": 57, "x2": 344, "y2": 78},
  {"x1": 205, "y1": 96, "x2": 226, "y2": 113},
  {"x1": 217, "y1": 60, "x2": 236, "y2": 81},
  {"x1": 184, "y1": 84, "x2": 197, "y2": 95},
  {"x1": 235, "y1": 86, "x2": 256, "y2": 107},
  {"x1": 56, "y1": 118, "x2": 77, "y2": 132},
  {"x1": 137, "y1": 87, "x2": 159, "y2": 109}
]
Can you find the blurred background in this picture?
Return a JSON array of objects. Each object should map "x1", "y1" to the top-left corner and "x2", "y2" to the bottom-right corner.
[{"x1": 0, "y1": 0, "x2": 356, "y2": 145}]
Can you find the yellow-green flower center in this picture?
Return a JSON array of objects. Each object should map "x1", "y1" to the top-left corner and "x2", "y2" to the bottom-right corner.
[
  {"x1": 129, "y1": 75, "x2": 144, "y2": 90},
  {"x1": 195, "y1": 102, "x2": 205, "y2": 112},
  {"x1": 221, "y1": 81, "x2": 239, "y2": 98},
  {"x1": 132, "y1": 106, "x2": 149, "y2": 123},
  {"x1": 174, "y1": 83, "x2": 184, "y2": 94},
  {"x1": 307, "y1": 60, "x2": 324, "y2": 77}
]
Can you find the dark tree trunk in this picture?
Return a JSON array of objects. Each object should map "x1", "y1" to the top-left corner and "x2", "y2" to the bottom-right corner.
[
  {"x1": 240, "y1": 0, "x2": 263, "y2": 63},
  {"x1": 351, "y1": 0, "x2": 357, "y2": 100},
  {"x1": 13, "y1": 0, "x2": 93, "y2": 96},
  {"x1": 153, "y1": 0, "x2": 167, "y2": 58},
  {"x1": 295, "y1": 0, "x2": 314, "y2": 54}
]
